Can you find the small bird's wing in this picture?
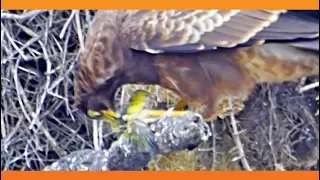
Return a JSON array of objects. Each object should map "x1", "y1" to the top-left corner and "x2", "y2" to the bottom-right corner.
[
  {"x1": 120, "y1": 10, "x2": 319, "y2": 53},
  {"x1": 123, "y1": 120, "x2": 158, "y2": 153}
]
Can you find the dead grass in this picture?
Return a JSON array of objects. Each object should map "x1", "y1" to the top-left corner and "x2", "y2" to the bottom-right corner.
[{"x1": 1, "y1": 10, "x2": 319, "y2": 171}]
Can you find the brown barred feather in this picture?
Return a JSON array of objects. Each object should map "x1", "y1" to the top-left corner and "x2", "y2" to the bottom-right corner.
[{"x1": 74, "y1": 10, "x2": 319, "y2": 120}]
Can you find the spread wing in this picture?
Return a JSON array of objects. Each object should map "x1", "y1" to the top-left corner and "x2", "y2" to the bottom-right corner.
[
  {"x1": 74, "y1": 10, "x2": 319, "y2": 117},
  {"x1": 120, "y1": 10, "x2": 319, "y2": 53}
]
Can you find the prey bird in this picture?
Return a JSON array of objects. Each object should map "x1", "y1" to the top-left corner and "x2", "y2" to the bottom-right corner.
[{"x1": 88, "y1": 89, "x2": 167, "y2": 152}]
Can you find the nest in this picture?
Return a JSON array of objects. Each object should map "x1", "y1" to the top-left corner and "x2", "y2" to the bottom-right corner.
[{"x1": 1, "y1": 10, "x2": 319, "y2": 171}]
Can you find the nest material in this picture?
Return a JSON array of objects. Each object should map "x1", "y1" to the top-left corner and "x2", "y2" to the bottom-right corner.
[
  {"x1": 197, "y1": 81, "x2": 319, "y2": 171},
  {"x1": 1, "y1": 10, "x2": 319, "y2": 171}
]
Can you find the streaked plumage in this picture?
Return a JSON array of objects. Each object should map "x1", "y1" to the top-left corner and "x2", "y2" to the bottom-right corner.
[{"x1": 73, "y1": 10, "x2": 319, "y2": 120}]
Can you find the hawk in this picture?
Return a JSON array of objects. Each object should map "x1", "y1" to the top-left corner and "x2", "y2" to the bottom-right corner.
[{"x1": 73, "y1": 10, "x2": 319, "y2": 121}]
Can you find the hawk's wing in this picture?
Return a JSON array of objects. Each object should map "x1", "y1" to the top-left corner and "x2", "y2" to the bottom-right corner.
[{"x1": 120, "y1": 10, "x2": 319, "y2": 53}]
